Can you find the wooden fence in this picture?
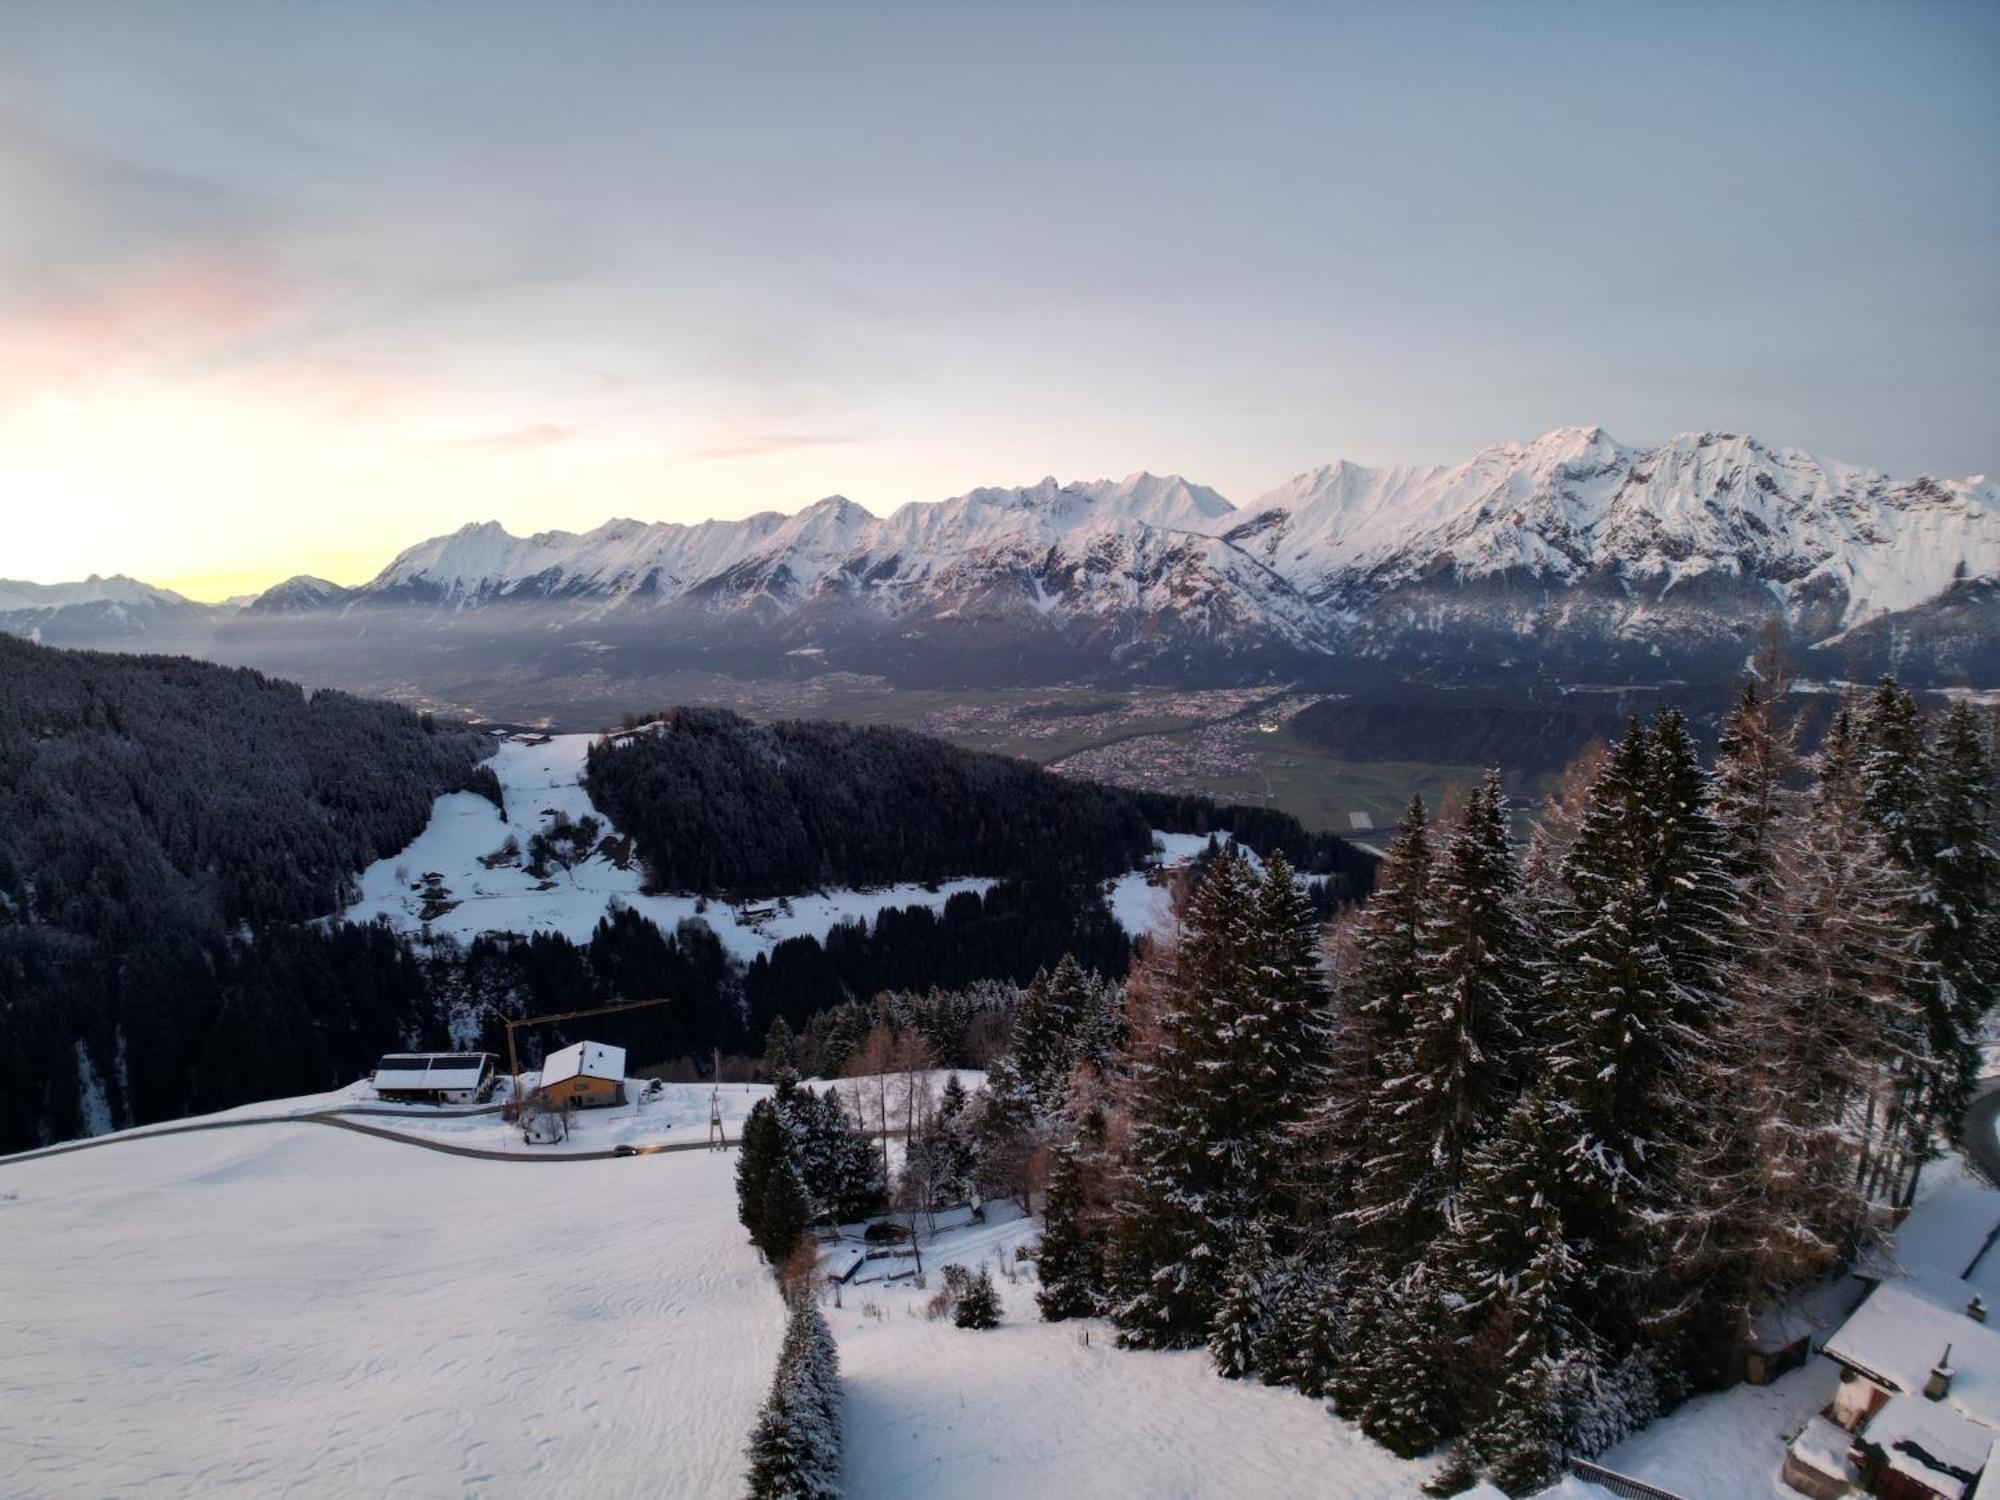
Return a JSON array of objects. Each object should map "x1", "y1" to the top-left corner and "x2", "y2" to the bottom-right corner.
[{"x1": 1567, "y1": 1457, "x2": 1692, "y2": 1500}]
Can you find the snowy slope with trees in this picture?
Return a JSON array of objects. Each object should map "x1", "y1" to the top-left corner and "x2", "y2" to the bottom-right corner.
[{"x1": 341, "y1": 728, "x2": 993, "y2": 956}]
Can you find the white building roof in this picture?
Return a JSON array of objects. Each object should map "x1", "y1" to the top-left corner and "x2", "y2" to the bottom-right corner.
[
  {"x1": 1866, "y1": 1391, "x2": 1990, "y2": 1499},
  {"x1": 1866, "y1": 1184, "x2": 2000, "y2": 1283},
  {"x1": 373, "y1": 1053, "x2": 492, "y2": 1091},
  {"x1": 1824, "y1": 1275, "x2": 2000, "y2": 1429},
  {"x1": 540, "y1": 1040, "x2": 626, "y2": 1089}
]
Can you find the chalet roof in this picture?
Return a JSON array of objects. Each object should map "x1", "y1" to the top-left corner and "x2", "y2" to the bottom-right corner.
[
  {"x1": 1864, "y1": 1184, "x2": 2000, "y2": 1283},
  {"x1": 1824, "y1": 1275, "x2": 2000, "y2": 1430},
  {"x1": 540, "y1": 1040, "x2": 625, "y2": 1089},
  {"x1": 373, "y1": 1053, "x2": 493, "y2": 1091},
  {"x1": 1865, "y1": 1391, "x2": 1989, "y2": 1499}
]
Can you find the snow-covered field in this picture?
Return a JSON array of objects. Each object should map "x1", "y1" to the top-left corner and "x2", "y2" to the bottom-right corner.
[
  {"x1": 3, "y1": 1063, "x2": 1933, "y2": 1500},
  {"x1": 827, "y1": 1203, "x2": 1437, "y2": 1499},
  {"x1": 0, "y1": 1124, "x2": 780, "y2": 1499},
  {"x1": 342, "y1": 731, "x2": 994, "y2": 957}
]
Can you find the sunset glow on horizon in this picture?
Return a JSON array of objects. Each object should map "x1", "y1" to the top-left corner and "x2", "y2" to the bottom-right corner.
[{"x1": 5, "y1": 0, "x2": 1996, "y2": 597}]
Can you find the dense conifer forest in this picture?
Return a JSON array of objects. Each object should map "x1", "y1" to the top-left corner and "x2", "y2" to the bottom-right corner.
[
  {"x1": 0, "y1": 637, "x2": 496, "y2": 1148},
  {"x1": 0, "y1": 643, "x2": 1369, "y2": 1153},
  {"x1": 955, "y1": 678, "x2": 2000, "y2": 1496},
  {"x1": 583, "y1": 706, "x2": 1372, "y2": 897}
]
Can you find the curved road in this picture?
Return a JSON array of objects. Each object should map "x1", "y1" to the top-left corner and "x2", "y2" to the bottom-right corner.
[
  {"x1": 1966, "y1": 1083, "x2": 2000, "y2": 1186},
  {"x1": 0, "y1": 1106, "x2": 908, "y2": 1170},
  {"x1": 0, "y1": 1107, "x2": 733, "y2": 1169}
]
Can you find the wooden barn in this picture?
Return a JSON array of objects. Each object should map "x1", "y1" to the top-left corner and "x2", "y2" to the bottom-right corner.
[
  {"x1": 538, "y1": 1040, "x2": 627, "y2": 1109},
  {"x1": 371, "y1": 1052, "x2": 497, "y2": 1105}
]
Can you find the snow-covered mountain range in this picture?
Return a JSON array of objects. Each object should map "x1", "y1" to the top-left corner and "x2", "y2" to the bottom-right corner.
[{"x1": 10, "y1": 429, "x2": 1996, "y2": 687}]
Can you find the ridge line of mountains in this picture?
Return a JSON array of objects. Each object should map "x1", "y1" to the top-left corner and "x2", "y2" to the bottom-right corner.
[{"x1": 6, "y1": 426, "x2": 1996, "y2": 692}]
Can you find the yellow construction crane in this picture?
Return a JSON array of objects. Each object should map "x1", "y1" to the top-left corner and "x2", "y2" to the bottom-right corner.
[{"x1": 502, "y1": 995, "x2": 676, "y2": 1094}]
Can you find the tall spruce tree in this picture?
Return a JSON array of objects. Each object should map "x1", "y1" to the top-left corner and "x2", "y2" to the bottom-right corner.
[
  {"x1": 1859, "y1": 678, "x2": 1975, "y2": 1140},
  {"x1": 1355, "y1": 773, "x2": 1531, "y2": 1254},
  {"x1": 1035, "y1": 1140, "x2": 1106, "y2": 1320},
  {"x1": 1315, "y1": 797, "x2": 1433, "y2": 1203},
  {"x1": 1109, "y1": 848, "x2": 1283, "y2": 1347},
  {"x1": 1538, "y1": 715, "x2": 1731, "y2": 1346},
  {"x1": 1931, "y1": 702, "x2": 1999, "y2": 1111}
]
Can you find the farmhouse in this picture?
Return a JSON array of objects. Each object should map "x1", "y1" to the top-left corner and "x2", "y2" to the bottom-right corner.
[
  {"x1": 538, "y1": 1040, "x2": 627, "y2": 1109},
  {"x1": 1784, "y1": 1184, "x2": 2000, "y2": 1500},
  {"x1": 371, "y1": 1052, "x2": 497, "y2": 1105}
]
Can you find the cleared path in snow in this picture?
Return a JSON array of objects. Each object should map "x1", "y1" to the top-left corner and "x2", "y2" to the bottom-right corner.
[
  {"x1": 0, "y1": 1124, "x2": 781, "y2": 1499},
  {"x1": 1966, "y1": 1081, "x2": 2000, "y2": 1187}
]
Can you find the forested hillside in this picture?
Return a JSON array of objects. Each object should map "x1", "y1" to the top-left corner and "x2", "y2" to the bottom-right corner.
[
  {"x1": 0, "y1": 636, "x2": 496, "y2": 1148},
  {"x1": 0, "y1": 647, "x2": 1372, "y2": 1152},
  {"x1": 584, "y1": 706, "x2": 1372, "y2": 897}
]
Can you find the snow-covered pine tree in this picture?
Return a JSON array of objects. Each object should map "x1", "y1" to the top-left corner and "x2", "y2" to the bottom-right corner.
[
  {"x1": 1355, "y1": 773, "x2": 1531, "y2": 1256},
  {"x1": 1246, "y1": 848, "x2": 1334, "y2": 1227},
  {"x1": 1312, "y1": 797, "x2": 1434, "y2": 1204},
  {"x1": 1929, "y1": 701, "x2": 1999, "y2": 1118},
  {"x1": 1208, "y1": 1231, "x2": 1272, "y2": 1379},
  {"x1": 1710, "y1": 680, "x2": 1794, "y2": 886},
  {"x1": 1645, "y1": 709, "x2": 1735, "y2": 1030},
  {"x1": 1332, "y1": 1264, "x2": 1452, "y2": 1458},
  {"x1": 763, "y1": 1017, "x2": 799, "y2": 1085},
  {"x1": 973, "y1": 1053, "x2": 1042, "y2": 1210},
  {"x1": 1252, "y1": 1255, "x2": 1345, "y2": 1397},
  {"x1": 1537, "y1": 717, "x2": 1730, "y2": 1342},
  {"x1": 1814, "y1": 706, "x2": 1938, "y2": 1208},
  {"x1": 737, "y1": 1097, "x2": 785, "y2": 1245},
  {"x1": 1009, "y1": 953, "x2": 1101, "y2": 1113},
  {"x1": 1860, "y1": 676, "x2": 1936, "y2": 870},
  {"x1": 954, "y1": 1265, "x2": 1003, "y2": 1329},
  {"x1": 745, "y1": 1286, "x2": 842, "y2": 1500},
  {"x1": 1447, "y1": 1086, "x2": 1593, "y2": 1490},
  {"x1": 1035, "y1": 1140, "x2": 1106, "y2": 1320},
  {"x1": 1856, "y1": 676, "x2": 1975, "y2": 1129},
  {"x1": 756, "y1": 1152, "x2": 813, "y2": 1267},
  {"x1": 1107, "y1": 847, "x2": 1266, "y2": 1348}
]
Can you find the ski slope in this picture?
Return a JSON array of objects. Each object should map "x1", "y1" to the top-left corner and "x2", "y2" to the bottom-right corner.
[
  {"x1": 0, "y1": 1124, "x2": 780, "y2": 1499},
  {"x1": 342, "y1": 731, "x2": 993, "y2": 957}
]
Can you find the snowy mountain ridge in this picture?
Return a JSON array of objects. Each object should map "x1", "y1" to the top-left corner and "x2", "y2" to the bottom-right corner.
[
  {"x1": 313, "y1": 428, "x2": 1996, "y2": 671},
  {"x1": 7, "y1": 429, "x2": 1994, "y2": 686},
  {"x1": 1232, "y1": 427, "x2": 1999, "y2": 632}
]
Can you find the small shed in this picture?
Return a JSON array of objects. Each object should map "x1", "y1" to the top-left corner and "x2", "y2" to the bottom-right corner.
[
  {"x1": 538, "y1": 1040, "x2": 627, "y2": 1109},
  {"x1": 372, "y1": 1053, "x2": 497, "y2": 1105}
]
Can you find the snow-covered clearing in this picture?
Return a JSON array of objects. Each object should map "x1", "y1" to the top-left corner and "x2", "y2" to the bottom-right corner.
[
  {"x1": 823, "y1": 1205, "x2": 1438, "y2": 1499},
  {"x1": 343, "y1": 731, "x2": 993, "y2": 956},
  {"x1": 1536, "y1": 1360, "x2": 1837, "y2": 1500},
  {"x1": 0, "y1": 1123, "x2": 780, "y2": 1499},
  {"x1": 1102, "y1": 831, "x2": 1232, "y2": 941}
]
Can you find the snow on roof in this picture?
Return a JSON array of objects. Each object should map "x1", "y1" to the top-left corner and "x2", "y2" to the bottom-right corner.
[
  {"x1": 540, "y1": 1040, "x2": 625, "y2": 1089},
  {"x1": 1824, "y1": 1276, "x2": 2000, "y2": 1428},
  {"x1": 372, "y1": 1054, "x2": 492, "y2": 1090},
  {"x1": 1867, "y1": 1391, "x2": 1990, "y2": 1498},
  {"x1": 1868, "y1": 1184, "x2": 2000, "y2": 1283},
  {"x1": 1791, "y1": 1415, "x2": 1862, "y2": 1488},
  {"x1": 1750, "y1": 1272, "x2": 1870, "y2": 1353}
]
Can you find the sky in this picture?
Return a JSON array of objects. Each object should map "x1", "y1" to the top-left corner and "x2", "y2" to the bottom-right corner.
[{"x1": 2, "y1": 0, "x2": 1996, "y2": 601}]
